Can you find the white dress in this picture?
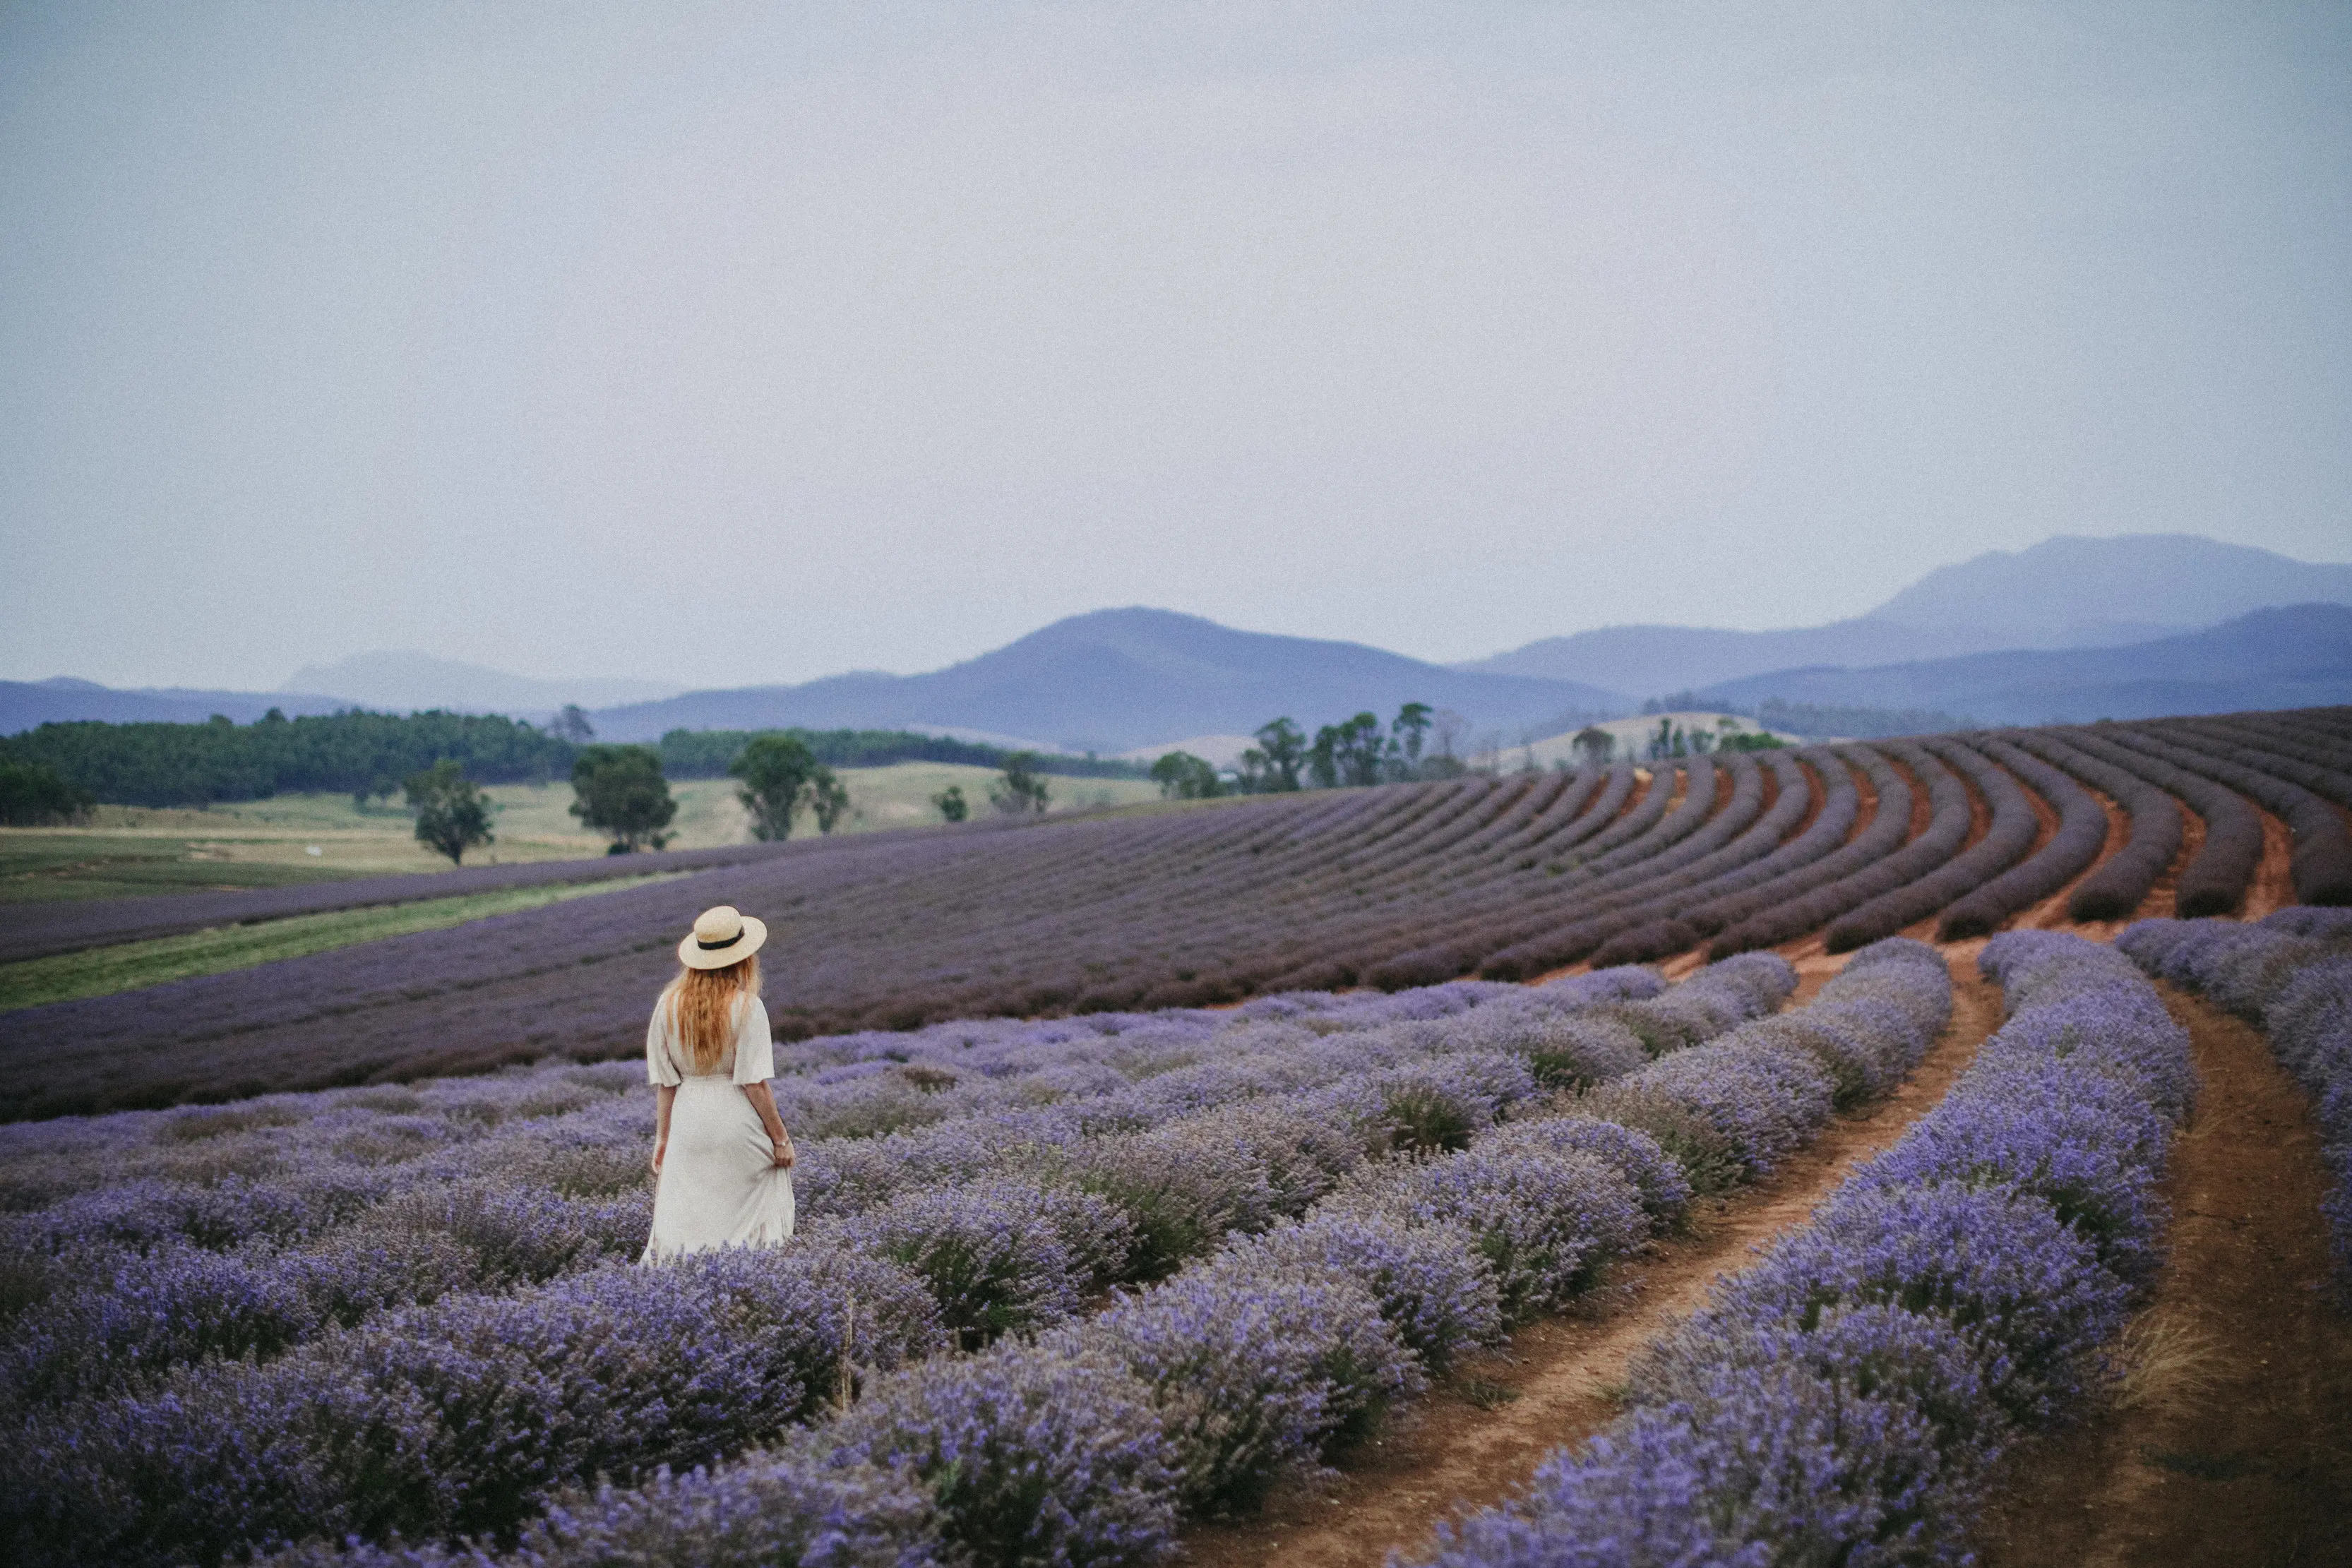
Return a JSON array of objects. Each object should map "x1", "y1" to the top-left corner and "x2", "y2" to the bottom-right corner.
[{"x1": 640, "y1": 992, "x2": 796, "y2": 1263}]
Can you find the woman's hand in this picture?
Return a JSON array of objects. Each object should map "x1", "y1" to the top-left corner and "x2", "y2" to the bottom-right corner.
[
  {"x1": 650, "y1": 1142, "x2": 666, "y2": 1175},
  {"x1": 771, "y1": 1136, "x2": 796, "y2": 1169}
]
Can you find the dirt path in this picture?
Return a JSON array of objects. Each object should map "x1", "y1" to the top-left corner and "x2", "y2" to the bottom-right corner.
[
  {"x1": 1971, "y1": 983, "x2": 2352, "y2": 1568},
  {"x1": 1178, "y1": 954, "x2": 2005, "y2": 1568}
]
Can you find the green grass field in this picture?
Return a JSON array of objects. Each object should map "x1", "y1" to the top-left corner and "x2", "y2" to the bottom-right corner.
[
  {"x1": 0, "y1": 873, "x2": 682, "y2": 1012},
  {"x1": 0, "y1": 765, "x2": 1167, "y2": 902}
]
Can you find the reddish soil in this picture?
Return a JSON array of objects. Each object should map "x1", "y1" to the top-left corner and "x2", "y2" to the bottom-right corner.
[
  {"x1": 1176, "y1": 954, "x2": 2006, "y2": 1568},
  {"x1": 2246, "y1": 808, "x2": 2298, "y2": 921},
  {"x1": 1971, "y1": 983, "x2": 2352, "y2": 1568}
]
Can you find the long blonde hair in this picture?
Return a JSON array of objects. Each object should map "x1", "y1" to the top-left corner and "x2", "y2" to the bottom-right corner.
[{"x1": 664, "y1": 954, "x2": 760, "y2": 1074}]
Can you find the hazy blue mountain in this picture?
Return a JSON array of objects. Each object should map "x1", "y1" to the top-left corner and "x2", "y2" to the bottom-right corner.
[
  {"x1": 592, "y1": 607, "x2": 1631, "y2": 752},
  {"x1": 1, "y1": 678, "x2": 352, "y2": 734},
  {"x1": 1695, "y1": 604, "x2": 2352, "y2": 727},
  {"x1": 1464, "y1": 534, "x2": 2352, "y2": 698},
  {"x1": 283, "y1": 651, "x2": 683, "y2": 714}
]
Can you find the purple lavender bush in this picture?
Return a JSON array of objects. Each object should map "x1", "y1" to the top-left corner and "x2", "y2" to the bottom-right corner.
[
  {"x1": 835, "y1": 1180, "x2": 1116, "y2": 1345},
  {"x1": 1066, "y1": 1257, "x2": 1421, "y2": 1513},
  {"x1": 1337, "y1": 1146, "x2": 1644, "y2": 1322},
  {"x1": 822, "y1": 1340, "x2": 1180, "y2": 1568},
  {"x1": 1214, "y1": 1209, "x2": 1503, "y2": 1370}
]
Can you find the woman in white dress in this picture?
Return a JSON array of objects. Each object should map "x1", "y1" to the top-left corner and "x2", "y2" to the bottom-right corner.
[{"x1": 641, "y1": 904, "x2": 797, "y2": 1263}]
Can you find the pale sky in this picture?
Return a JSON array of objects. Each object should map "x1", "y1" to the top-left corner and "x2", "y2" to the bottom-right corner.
[{"x1": 4, "y1": 2, "x2": 2348, "y2": 690}]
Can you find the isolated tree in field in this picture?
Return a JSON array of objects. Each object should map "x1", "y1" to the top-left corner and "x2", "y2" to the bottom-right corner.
[
  {"x1": 571, "y1": 744, "x2": 676, "y2": 853},
  {"x1": 1572, "y1": 726, "x2": 1614, "y2": 767},
  {"x1": 732, "y1": 733, "x2": 820, "y2": 840},
  {"x1": 989, "y1": 753, "x2": 1051, "y2": 815},
  {"x1": 1392, "y1": 702, "x2": 1433, "y2": 771},
  {"x1": 933, "y1": 783, "x2": 969, "y2": 822},
  {"x1": 552, "y1": 705, "x2": 597, "y2": 744},
  {"x1": 809, "y1": 767, "x2": 852, "y2": 834},
  {"x1": 1150, "y1": 750, "x2": 1222, "y2": 800},
  {"x1": 404, "y1": 759, "x2": 494, "y2": 866}
]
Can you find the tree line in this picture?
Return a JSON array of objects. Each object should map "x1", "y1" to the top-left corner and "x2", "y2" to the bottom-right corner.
[
  {"x1": 1148, "y1": 703, "x2": 1469, "y2": 800},
  {"x1": 0, "y1": 709, "x2": 1147, "y2": 812}
]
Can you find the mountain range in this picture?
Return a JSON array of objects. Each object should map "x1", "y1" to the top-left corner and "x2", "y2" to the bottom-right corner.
[
  {"x1": 1461, "y1": 534, "x2": 2352, "y2": 693},
  {"x1": 6, "y1": 533, "x2": 2351, "y2": 748},
  {"x1": 585, "y1": 609, "x2": 1625, "y2": 753}
]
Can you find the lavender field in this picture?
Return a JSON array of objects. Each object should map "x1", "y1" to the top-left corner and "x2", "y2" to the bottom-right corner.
[
  {"x1": 3, "y1": 942, "x2": 1996, "y2": 1566},
  {"x1": 6, "y1": 707, "x2": 2349, "y2": 1120}
]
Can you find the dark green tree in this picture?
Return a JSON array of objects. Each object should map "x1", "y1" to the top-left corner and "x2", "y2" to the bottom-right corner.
[
  {"x1": 1149, "y1": 750, "x2": 1222, "y2": 800},
  {"x1": 1572, "y1": 726, "x2": 1615, "y2": 767},
  {"x1": 0, "y1": 757, "x2": 92, "y2": 825},
  {"x1": 1241, "y1": 718, "x2": 1306, "y2": 792},
  {"x1": 1391, "y1": 702, "x2": 1433, "y2": 772},
  {"x1": 1311, "y1": 712, "x2": 1387, "y2": 788},
  {"x1": 403, "y1": 759, "x2": 495, "y2": 866},
  {"x1": 731, "y1": 733, "x2": 820, "y2": 841},
  {"x1": 571, "y1": 744, "x2": 676, "y2": 853},
  {"x1": 553, "y1": 705, "x2": 597, "y2": 744},
  {"x1": 809, "y1": 767, "x2": 852, "y2": 834},
  {"x1": 989, "y1": 753, "x2": 1051, "y2": 815},
  {"x1": 933, "y1": 783, "x2": 969, "y2": 822}
]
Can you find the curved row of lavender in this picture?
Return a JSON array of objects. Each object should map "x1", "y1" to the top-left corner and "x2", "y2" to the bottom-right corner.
[
  {"x1": 4, "y1": 959, "x2": 1806, "y2": 1567},
  {"x1": 160, "y1": 942, "x2": 1955, "y2": 1568},
  {"x1": 1407, "y1": 930, "x2": 2192, "y2": 1568},
  {"x1": 2118, "y1": 906, "x2": 2352, "y2": 1291},
  {"x1": 15, "y1": 709, "x2": 2347, "y2": 1122}
]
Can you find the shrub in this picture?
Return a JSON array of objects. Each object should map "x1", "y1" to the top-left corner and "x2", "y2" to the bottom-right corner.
[
  {"x1": 1071, "y1": 1258, "x2": 1421, "y2": 1513},
  {"x1": 837, "y1": 1181, "x2": 1101, "y2": 1345},
  {"x1": 824, "y1": 1341, "x2": 1179, "y2": 1568},
  {"x1": 1338, "y1": 1147, "x2": 1644, "y2": 1323},
  {"x1": 1220, "y1": 1211, "x2": 1503, "y2": 1371}
]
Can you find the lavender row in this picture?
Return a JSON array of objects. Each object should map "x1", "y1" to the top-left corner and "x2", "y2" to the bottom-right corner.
[
  {"x1": 0, "y1": 969, "x2": 1687, "y2": 1409},
  {"x1": 1414, "y1": 930, "x2": 2192, "y2": 1568},
  {"x1": 201, "y1": 947, "x2": 1939, "y2": 1568},
  {"x1": 2116, "y1": 909, "x2": 2352, "y2": 1290},
  {"x1": 0, "y1": 959, "x2": 1805, "y2": 1567}
]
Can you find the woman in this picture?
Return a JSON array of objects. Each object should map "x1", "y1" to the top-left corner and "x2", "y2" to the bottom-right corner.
[{"x1": 641, "y1": 904, "x2": 797, "y2": 1263}]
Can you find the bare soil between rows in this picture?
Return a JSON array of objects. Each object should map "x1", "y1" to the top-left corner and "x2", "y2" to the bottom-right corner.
[
  {"x1": 1176, "y1": 953, "x2": 2006, "y2": 1568},
  {"x1": 1969, "y1": 983, "x2": 2352, "y2": 1568}
]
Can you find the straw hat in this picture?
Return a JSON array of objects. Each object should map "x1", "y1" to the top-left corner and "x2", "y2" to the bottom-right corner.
[{"x1": 679, "y1": 904, "x2": 768, "y2": 969}]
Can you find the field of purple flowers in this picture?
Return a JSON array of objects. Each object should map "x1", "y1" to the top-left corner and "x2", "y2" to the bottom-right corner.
[
  {"x1": 0, "y1": 942, "x2": 1968, "y2": 1568},
  {"x1": 2117, "y1": 905, "x2": 2352, "y2": 1293},
  {"x1": 7, "y1": 708, "x2": 2347, "y2": 1121},
  {"x1": 1415, "y1": 930, "x2": 2194, "y2": 1567}
]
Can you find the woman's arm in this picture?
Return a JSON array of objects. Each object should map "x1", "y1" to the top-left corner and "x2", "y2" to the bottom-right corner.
[
  {"x1": 741, "y1": 1080, "x2": 795, "y2": 1168},
  {"x1": 650, "y1": 1084, "x2": 676, "y2": 1174}
]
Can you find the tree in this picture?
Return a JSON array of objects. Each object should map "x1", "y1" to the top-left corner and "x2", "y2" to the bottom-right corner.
[
  {"x1": 1572, "y1": 726, "x2": 1615, "y2": 767},
  {"x1": 731, "y1": 733, "x2": 820, "y2": 841},
  {"x1": 1244, "y1": 718, "x2": 1306, "y2": 792},
  {"x1": 1311, "y1": 712, "x2": 1387, "y2": 788},
  {"x1": 989, "y1": 752, "x2": 1051, "y2": 815},
  {"x1": 809, "y1": 767, "x2": 852, "y2": 834},
  {"x1": 404, "y1": 759, "x2": 494, "y2": 866},
  {"x1": 1391, "y1": 702, "x2": 1433, "y2": 771},
  {"x1": 571, "y1": 744, "x2": 676, "y2": 852},
  {"x1": 0, "y1": 757, "x2": 91, "y2": 826},
  {"x1": 553, "y1": 705, "x2": 597, "y2": 744},
  {"x1": 1150, "y1": 750, "x2": 1222, "y2": 800},
  {"x1": 933, "y1": 784, "x2": 969, "y2": 822}
]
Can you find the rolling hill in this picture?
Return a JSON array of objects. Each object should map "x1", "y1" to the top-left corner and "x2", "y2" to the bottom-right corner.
[
  {"x1": 1464, "y1": 534, "x2": 2352, "y2": 697},
  {"x1": 1695, "y1": 603, "x2": 2352, "y2": 726},
  {"x1": 590, "y1": 608, "x2": 1630, "y2": 753}
]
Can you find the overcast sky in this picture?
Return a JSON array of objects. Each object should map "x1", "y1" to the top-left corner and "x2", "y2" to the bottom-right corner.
[{"x1": 4, "y1": 2, "x2": 2347, "y2": 691}]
